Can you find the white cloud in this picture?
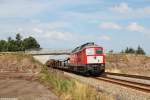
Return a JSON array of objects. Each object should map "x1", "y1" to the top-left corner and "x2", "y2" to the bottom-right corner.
[
  {"x1": 43, "y1": 31, "x2": 73, "y2": 41},
  {"x1": 127, "y1": 22, "x2": 144, "y2": 32},
  {"x1": 0, "y1": 0, "x2": 52, "y2": 18},
  {"x1": 17, "y1": 28, "x2": 23, "y2": 32},
  {"x1": 0, "y1": 0, "x2": 100, "y2": 18},
  {"x1": 111, "y1": 2, "x2": 131, "y2": 13},
  {"x1": 32, "y1": 28, "x2": 43, "y2": 33},
  {"x1": 100, "y1": 22, "x2": 122, "y2": 30},
  {"x1": 137, "y1": 7, "x2": 150, "y2": 16},
  {"x1": 142, "y1": 7, "x2": 150, "y2": 13},
  {"x1": 27, "y1": 26, "x2": 111, "y2": 43},
  {"x1": 111, "y1": 2, "x2": 150, "y2": 17},
  {"x1": 24, "y1": 25, "x2": 74, "y2": 41},
  {"x1": 126, "y1": 22, "x2": 150, "y2": 35},
  {"x1": 37, "y1": 21, "x2": 70, "y2": 30},
  {"x1": 100, "y1": 35, "x2": 111, "y2": 41},
  {"x1": 99, "y1": 21, "x2": 150, "y2": 35}
]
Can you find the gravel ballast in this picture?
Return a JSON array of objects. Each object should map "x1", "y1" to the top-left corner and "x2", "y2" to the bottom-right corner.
[{"x1": 64, "y1": 72, "x2": 150, "y2": 100}]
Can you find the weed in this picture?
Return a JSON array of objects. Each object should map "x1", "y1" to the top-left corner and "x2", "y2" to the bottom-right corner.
[{"x1": 39, "y1": 67, "x2": 114, "y2": 100}]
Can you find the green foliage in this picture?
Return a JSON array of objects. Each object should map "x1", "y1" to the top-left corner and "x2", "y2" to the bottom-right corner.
[
  {"x1": 0, "y1": 33, "x2": 40, "y2": 52},
  {"x1": 136, "y1": 45, "x2": 145, "y2": 55},
  {"x1": 122, "y1": 46, "x2": 146, "y2": 55},
  {"x1": 125, "y1": 47, "x2": 135, "y2": 54},
  {"x1": 15, "y1": 33, "x2": 24, "y2": 51},
  {"x1": 23, "y1": 37, "x2": 40, "y2": 50},
  {"x1": 7, "y1": 39, "x2": 18, "y2": 51},
  {"x1": 40, "y1": 67, "x2": 73, "y2": 93},
  {"x1": 39, "y1": 67, "x2": 112, "y2": 100},
  {"x1": 0, "y1": 40, "x2": 7, "y2": 52}
]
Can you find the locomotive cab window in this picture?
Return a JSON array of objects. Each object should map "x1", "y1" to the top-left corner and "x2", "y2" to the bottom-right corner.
[
  {"x1": 96, "y1": 49, "x2": 103, "y2": 54},
  {"x1": 86, "y1": 48, "x2": 95, "y2": 55}
]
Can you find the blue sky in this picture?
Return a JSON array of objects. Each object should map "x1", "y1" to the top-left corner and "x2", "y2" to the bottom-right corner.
[{"x1": 0, "y1": 0, "x2": 150, "y2": 53}]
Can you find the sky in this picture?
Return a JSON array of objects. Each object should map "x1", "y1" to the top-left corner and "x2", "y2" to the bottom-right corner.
[{"x1": 0, "y1": 0, "x2": 150, "y2": 54}]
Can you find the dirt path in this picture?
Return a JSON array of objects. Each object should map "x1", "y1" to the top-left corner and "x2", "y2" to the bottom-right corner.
[
  {"x1": 0, "y1": 74, "x2": 59, "y2": 100},
  {"x1": 0, "y1": 54, "x2": 59, "y2": 100}
]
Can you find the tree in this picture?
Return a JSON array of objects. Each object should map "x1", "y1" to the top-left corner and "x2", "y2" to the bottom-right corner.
[
  {"x1": 136, "y1": 45, "x2": 145, "y2": 55},
  {"x1": 15, "y1": 33, "x2": 23, "y2": 51},
  {"x1": 23, "y1": 36, "x2": 40, "y2": 50},
  {"x1": 125, "y1": 47, "x2": 135, "y2": 54},
  {"x1": 128, "y1": 48, "x2": 135, "y2": 53},
  {"x1": 0, "y1": 40, "x2": 7, "y2": 52},
  {"x1": 8, "y1": 37, "x2": 12, "y2": 42},
  {"x1": 0, "y1": 34, "x2": 40, "y2": 52},
  {"x1": 16, "y1": 33, "x2": 21, "y2": 42},
  {"x1": 122, "y1": 46, "x2": 146, "y2": 55},
  {"x1": 7, "y1": 39, "x2": 18, "y2": 51},
  {"x1": 125, "y1": 47, "x2": 130, "y2": 53}
]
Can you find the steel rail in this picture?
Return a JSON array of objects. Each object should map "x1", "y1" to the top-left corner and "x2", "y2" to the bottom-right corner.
[
  {"x1": 47, "y1": 68, "x2": 150, "y2": 93},
  {"x1": 94, "y1": 77, "x2": 150, "y2": 93},
  {"x1": 105, "y1": 72, "x2": 150, "y2": 80}
]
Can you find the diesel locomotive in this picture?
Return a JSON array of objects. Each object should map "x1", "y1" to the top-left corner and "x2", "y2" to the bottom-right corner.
[{"x1": 46, "y1": 42, "x2": 105, "y2": 76}]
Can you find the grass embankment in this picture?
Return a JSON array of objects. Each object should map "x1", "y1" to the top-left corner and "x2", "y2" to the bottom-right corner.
[
  {"x1": 39, "y1": 67, "x2": 114, "y2": 100},
  {"x1": 0, "y1": 53, "x2": 114, "y2": 100},
  {"x1": 0, "y1": 53, "x2": 42, "y2": 73},
  {"x1": 106, "y1": 54, "x2": 150, "y2": 76}
]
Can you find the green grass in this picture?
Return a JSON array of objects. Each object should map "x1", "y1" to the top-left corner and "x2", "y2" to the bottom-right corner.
[{"x1": 39, "y1": 67, "x2": 114, "y2": 100}]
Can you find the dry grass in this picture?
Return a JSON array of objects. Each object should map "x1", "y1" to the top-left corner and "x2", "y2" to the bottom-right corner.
[
  {"x1": 39, "y1": 67, "x2": 114, "y2": 100},
  {"x1": 106, "y1": 54, "x2": 150, "y2": 76},
  {"x1": 0, "y1": 53, "x2": 42, "y2": 73},
  {"x1": 68, "y1": 81, "x2": 113, "y2": 100},
  {"x1": 0, "y1": 53, "x2": 115, "y2": 100}
]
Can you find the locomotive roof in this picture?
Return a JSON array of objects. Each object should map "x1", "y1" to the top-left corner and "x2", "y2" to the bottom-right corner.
[{"x1": 71, "y1": 42, "x2": 101, "y2": 53}]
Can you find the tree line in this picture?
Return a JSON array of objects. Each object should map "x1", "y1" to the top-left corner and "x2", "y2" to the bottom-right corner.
[
  {"x1": 121, "y1": 46, "x2": 146, "y2": 55},
  {"x1": 0, "y1": 33, "x2": 40, "y2": 52}
]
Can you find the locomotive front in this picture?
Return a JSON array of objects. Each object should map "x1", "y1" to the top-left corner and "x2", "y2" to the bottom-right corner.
[
  {"x1": 85, "y1": 46, "x2": 105, "y2": 75},
  {"x1": 69, "y1": 42, "x2": 105, "y2": 76}
]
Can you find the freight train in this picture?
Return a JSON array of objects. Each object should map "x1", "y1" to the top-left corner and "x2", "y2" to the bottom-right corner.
[{"x1": 46, "y1": 42, "x2": 105, "y2": 76}]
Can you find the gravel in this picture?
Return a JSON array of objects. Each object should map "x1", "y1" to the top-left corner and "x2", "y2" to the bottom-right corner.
[
  {"x1": 106, "y1": 75, "x2": 150, "y2": 85},
  {"x1": 64, "y1": 72, "x2": 150, "y2": 100}
]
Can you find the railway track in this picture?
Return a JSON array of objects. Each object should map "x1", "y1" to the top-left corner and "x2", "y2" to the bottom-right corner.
[
  {"x1": 94, "y1": 73, "x2": 150, "y2": 93},
  {"x1": 106, "y1": 72, "x2": 150, "y2": 80},
  {"x1": 47, "y1": 66, "x2": 150, "y2": 93}
]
